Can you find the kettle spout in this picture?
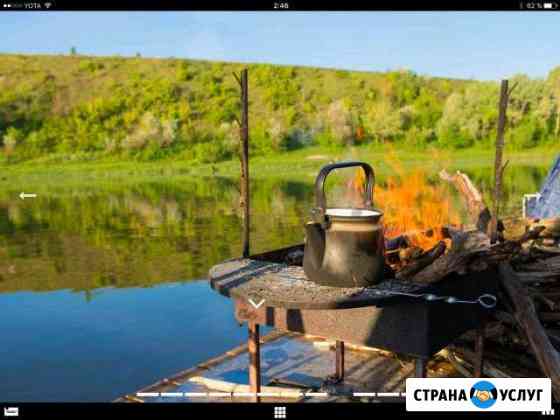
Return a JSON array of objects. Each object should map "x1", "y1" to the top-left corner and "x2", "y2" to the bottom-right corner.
[{"x1": 304, "y1": 222, "x2": 326, "y2": 270}]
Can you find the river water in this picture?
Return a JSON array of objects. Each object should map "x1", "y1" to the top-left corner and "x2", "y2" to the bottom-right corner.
[{"x1": 0, "y1": 162, "x2": 551, "y2": 401}]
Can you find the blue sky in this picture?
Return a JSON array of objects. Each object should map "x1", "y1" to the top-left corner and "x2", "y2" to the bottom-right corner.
[{"x1": 0, "y1": 11, "x2": 558, "y2": 80}]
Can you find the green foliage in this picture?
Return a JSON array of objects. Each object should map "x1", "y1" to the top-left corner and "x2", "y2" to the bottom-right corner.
[
  {"x1": 0, "y1": 53, "x2": 559, "y2": 165},
  {"x1": 78, "y1": 60, "x2": 104, "y2": 73}
]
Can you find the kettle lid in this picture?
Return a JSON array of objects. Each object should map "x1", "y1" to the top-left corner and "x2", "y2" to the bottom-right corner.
[{"x1": 325, "y1": 208, "x2": 383, "y2": 222}]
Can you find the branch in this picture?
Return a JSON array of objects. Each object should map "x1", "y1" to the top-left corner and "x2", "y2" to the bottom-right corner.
[
  {"x1": 507, "y1": 81, "x2": 519, "y2": 98},
  {"x1": 232, "y1": 72, "x2": 241, "y2": 86},
  {"x1": 439, "y1": 169, "x2": 491, "y2": 232}
]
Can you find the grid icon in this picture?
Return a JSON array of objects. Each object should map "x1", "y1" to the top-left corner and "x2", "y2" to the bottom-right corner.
[{"x1": 274, "y1": 406, "x2": 287, "y2": 419}]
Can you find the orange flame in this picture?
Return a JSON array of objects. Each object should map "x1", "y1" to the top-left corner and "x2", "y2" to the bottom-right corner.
[{"x1": 350, "y1": 158, "x2": 460, "y2": 250}]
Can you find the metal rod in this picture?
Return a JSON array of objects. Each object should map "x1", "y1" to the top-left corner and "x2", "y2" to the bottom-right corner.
[
  {"x1": 474, "y1": 327, "x2": 485, "y2": 378},
  {"x1": 239, "y1": 68, "x2": 250, "y2": 258},
  {"x1": 335, "y1": 340, "x2": 345, "y2": 381},
  {"x1": 415, "y1": 357, "x2": 427, "y2": 378},
  {"x1": 248, "y1": 321, "x2": 261, "y2": 402}
]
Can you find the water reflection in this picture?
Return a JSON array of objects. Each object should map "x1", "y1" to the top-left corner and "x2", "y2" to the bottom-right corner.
[
  {"x1": 0, "y1": 178, "x2": 314, "y2": 295},
  {"x1": 0, "y1": 164, "x2": 550, "y2": 296}
]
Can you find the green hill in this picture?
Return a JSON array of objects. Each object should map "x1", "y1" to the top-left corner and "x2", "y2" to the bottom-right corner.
[{"x1": 0, "y1": 53, "x2": 558, "y2": 165}]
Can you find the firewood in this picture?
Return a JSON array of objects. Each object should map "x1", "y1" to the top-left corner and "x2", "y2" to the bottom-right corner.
[
  {"x1": 386, "y1": 227, "x2": 451, "y2": 252},
  {"x1": 533, "y1": 245, "x2": 560, "y2": 255},
  {"x1": 399, "y1": 246, "x2": 423, "y2": 262},
  {"x1": 407, "y1": 227, "x2": 547, "y2": 284},
  {"x1": 539, "y1": 312, "x2": 560, "y2": 323},
  {"x1": 460, "y1": 322, "x2": 505, "y2": 341},
  {"x1": 532, "y1": 292, "x2": 557, "y2": 311},
  {"x1": 527, "y1": 217, "x2": 560, "y2": 239},
  {"x1": 517, "y1": 255, "x2": 560, "y2": 274},
  {"x1": 537, "y1": 291, "x2": 560, "y2": 299},
  {"x1": 446, "y1": 347, "x2": 511, "y2": 378},
  {"x1": 396, "y1": 241, "x2": 447, "y2": 280},
  {"x1": 518, "y1": 225, "x2": 547, "y2": 243},
  {"x1": 479, "y1": 346, "x2": 539, "y2": 371},
  {"x1": 498, "y1": 262, "x2": 560, "y2": 401},
  {"x1": 438, "y1": 348, "x2": 473, "y2": 377},
  {"x1": 515, "y1": 272, "x2": 560, "y2": 284},
  {"x1": 547, "y1": 329, "x2": 560, "y2": 351},
  {"x1": 385, "y1": 235, "x2": 410, "y2": 251},
  {"x1": 439, "y1": 169, "x2": 492, "y2": 232},
  {"x1": 494, "y1": 310, "x2": 516, "y2": 325},
  {"x1": 407, "y1": 230, "x2": 489, "y2": 283}
]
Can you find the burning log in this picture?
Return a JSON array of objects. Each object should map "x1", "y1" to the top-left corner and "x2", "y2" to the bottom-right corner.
[
  {"x1": 404, "y1": 229, "x2": 489, "y2": 283},
  {"x1": 395, "y1": 241, "x2": 447, "y2": 280},
  {"x1": 385, "y1": 235, "x2": 410, "y2": 251},
  {"x1": 400, "y1": 226, "x2": 547, "y2": 284}
]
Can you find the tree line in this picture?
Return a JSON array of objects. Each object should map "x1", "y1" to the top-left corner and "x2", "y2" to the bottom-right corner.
[{"x1": 0, "y1": 54, "x2": 559, "y2": 164}]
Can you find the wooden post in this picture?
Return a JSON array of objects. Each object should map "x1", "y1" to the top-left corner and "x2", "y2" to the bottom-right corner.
[
  {"x1": 490, "y1": 79, "x2": 516, "y2": 243},
  {"x1": 415, "y1": 357, "x2": 427, "y2": 378},
  {"x1": 248, "y1": 321, "x2": 261, "y2": 402},
  {"x1": 335, "y1": 340, "x2": 345, "y2": 382},
  {"x1": 239, "y1": 69, "x2": 250, "y2": 258},
  {"x1": 474, "y1": 327, "x2": 485, "y2": 378}
]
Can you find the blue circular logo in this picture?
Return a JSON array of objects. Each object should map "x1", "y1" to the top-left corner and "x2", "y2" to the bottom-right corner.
[{"x1": 470, "y1": 381, "x2": 498, "y2": 409}]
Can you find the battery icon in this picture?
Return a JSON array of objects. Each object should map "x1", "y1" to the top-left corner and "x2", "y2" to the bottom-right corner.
[{"x1": 544, "y1": 2, "x2": 558, "y2": 8}]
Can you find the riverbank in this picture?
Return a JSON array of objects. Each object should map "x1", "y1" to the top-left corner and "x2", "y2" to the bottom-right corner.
[{"x1": 0, "y1": 145, "x2": 556, "y2": 189}]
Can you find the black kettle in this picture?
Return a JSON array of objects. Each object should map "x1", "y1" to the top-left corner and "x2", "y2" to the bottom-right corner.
[{"x1": 303, "y1": 161, "x2": 385, "y2": 288}]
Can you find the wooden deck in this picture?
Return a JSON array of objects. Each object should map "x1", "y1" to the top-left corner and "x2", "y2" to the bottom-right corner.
[{"x1": 116, "y1": 332, "x2": 460, "y2": 403}]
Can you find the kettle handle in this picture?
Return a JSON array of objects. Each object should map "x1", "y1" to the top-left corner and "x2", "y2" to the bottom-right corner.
[{"x1": 314, "y1": 161, "x2": 375, "y2": 211}]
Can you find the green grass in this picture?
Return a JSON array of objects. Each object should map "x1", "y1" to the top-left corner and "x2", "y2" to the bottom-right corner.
[{"x1": 1, "y1": 143, "x2": 556, "y2": 191}]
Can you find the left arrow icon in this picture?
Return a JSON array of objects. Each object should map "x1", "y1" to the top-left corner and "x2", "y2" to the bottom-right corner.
[{"x1": 19, "y1": 192, "x2": 37, "y2": 200}]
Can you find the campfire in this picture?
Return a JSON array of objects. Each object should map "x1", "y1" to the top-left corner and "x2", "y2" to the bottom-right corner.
[
  {"x1": 350, "y1": 162, "x2": 560, "y2": 400},
  {"x1": 352, "y1": 163, "x2": 460, "y2": 250}
]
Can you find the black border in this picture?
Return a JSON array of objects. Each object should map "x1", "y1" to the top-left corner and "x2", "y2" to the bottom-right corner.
[
  {"x1": 1, "y1": 402, "x2": 557, "y2": 419},
  {"x1": 0, "y1": 0, "x2": 559, "y2": 12}
]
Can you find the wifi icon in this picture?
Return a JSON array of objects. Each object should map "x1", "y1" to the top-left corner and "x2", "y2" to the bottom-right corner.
[{"x1": 44, "y1": 2, "x2": 51, "y2": 7}]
